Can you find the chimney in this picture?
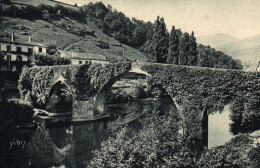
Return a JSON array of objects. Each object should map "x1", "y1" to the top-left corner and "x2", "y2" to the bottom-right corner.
[
  {"x1": 11, "y1": 33, "x2": 15, "y2": 43},
  {"x1": 28, "y1": 36, "x2": 32, "y2": 43}
]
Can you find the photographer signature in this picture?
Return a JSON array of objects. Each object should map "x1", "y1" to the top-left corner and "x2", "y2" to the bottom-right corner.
[{"x1": 9, "y1": 138, "x2": 26, "y2": 151}]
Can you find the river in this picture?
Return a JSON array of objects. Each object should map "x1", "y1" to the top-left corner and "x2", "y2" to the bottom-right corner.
[
  {"x1": 1, "y1": 98, "x2": 234, "y2": 167},
  {"x1": 2, "y1": 98, "x2": 175, "y2": 168}
]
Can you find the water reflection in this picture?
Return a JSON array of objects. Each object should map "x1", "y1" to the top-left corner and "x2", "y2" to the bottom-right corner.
[{"x1": 2, "y1": 98, "x2": 175, "y2": 167}]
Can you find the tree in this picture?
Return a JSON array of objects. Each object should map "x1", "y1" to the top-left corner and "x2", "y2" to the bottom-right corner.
[
  {"x1": 167, "y1": 26, "x2": 180, "y2": 64},
  {"x1": 196, "y1": 44, "x2": 243, "y2": 69},
  {"x1": 149, "y1": 17, "x2": 169, "y2": 63},
  {"x1": 132, "y1": 18, "x2": 148, "y2": 47},
  {"x1": 187, "y1": 31, "x2": 197, "y2": 66},
  {"x1": 178, "y1": 32, "x2": 190, "y2": 65}
]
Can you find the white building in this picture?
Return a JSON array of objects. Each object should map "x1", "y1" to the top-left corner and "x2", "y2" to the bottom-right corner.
[
  {"x1": 64, "y1": 52, "x2": 109, "y2": 65},
  {"x1": 71, "y1": 57, "x2": 109, "y2": 65},
  {"x1": 0, "y1": 33, "x2": 47, "y2": 71}
]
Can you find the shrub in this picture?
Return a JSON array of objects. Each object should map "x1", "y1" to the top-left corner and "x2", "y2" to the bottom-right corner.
[
  {"x1": 30, "y1": 54, "x2": 71, "y2": 66},
  {"x1": 90, "y1": 107, "x2": 199, "y2": 167},
  {"x1": 198, "y1": 134, "x2": 257, "y2": 168},
  {"x1": 0, "y1": 3, "x2": 85, "y2": 21},
  {"x1": 248, "y1": 145, "x2": 260, "y2": 168},
  {"x1": 0, "y1": 98, "x2": 34, "y2": 129}
]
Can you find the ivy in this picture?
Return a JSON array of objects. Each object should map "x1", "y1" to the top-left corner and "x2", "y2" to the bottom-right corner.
[{"x1": 19, "y1": 63, "x2": 260, "y2": 133}]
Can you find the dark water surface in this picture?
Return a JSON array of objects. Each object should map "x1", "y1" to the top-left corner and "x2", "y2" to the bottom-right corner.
[{"x1": 2, "y1": 98, "x2": 175, "y2": 168}]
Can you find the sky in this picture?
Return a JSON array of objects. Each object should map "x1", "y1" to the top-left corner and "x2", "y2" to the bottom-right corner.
[{"x1": 59, "y1": 0, "x2": 260, "y2": 39}]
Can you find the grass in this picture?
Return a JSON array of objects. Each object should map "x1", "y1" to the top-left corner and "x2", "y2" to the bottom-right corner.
[
  {"x1": 0, "y1": 5, "x2": 148, "y2": 62},
  {"x1": 11, "y1": 0, "x2": 77, "y2": 9}
]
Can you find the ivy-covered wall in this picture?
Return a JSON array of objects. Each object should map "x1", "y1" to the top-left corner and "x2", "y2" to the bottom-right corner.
[
  {"x1": 18, "y1": 63, "x2": 260, "y2": 134},
  {"x1": 138, "y1": 63, "x2": 260, "y2": 134},
  {"x1": 138, "y1": 63, "x2": 259, "y2": 114},
  {"x1": 18, "y1": 63, "x2": 131, "y2": 108}
]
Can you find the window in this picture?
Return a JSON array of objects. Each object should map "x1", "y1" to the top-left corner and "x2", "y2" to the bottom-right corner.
[
  {"x1": 39, "y1": 47, "x2": 42, "y2": 53},
  {"x1": 17, "y1": 47, "x2": 22, "y2": 53},
  {"x1": 17, "y1": 55, "x2": 22, "y2": 62},
  {"x1": 28, "y1": 48, "x2": 33, "y2": 55},
  {"x1": 6, "y1": 45, "x2": 11, "y2": 52},
  {"x1": 79, "y1": 61, "x2": 82, "y2": 64}
]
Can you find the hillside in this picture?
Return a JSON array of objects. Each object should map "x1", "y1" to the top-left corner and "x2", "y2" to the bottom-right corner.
[
  {"x1": 217, "y1": 35, "x2": 260, "y2": 70},
  {"x1": 11, "y1": 0, "x2": 78, "y2": 8},
  {"x1": 197, "y1": 33, "x2": 238, "y2": 48},
  {"x1": 0, "y1": 2, "x2": 148, "y2": 62},
  {"x1": 0, "y1": 1, "x2": 243, "y2": 69}
]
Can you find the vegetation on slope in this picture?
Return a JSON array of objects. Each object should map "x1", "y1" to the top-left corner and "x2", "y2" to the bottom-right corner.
[
  {"x1": 0, "y1": 2, "x2": 148, "y2": 62},
  {"x1": 0, "y1": 1, "x2": 242, "y2": 69},
  {"x1": 82, "y1": 2, "x2": 243, "y2": 69}
]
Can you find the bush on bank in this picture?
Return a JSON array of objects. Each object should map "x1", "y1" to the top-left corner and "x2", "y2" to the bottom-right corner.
[
  {"x1": 90, "y1": 108, "x2": 260, "y2": 168},
  {"x1": 0, "y1": 98, "x2": 34, "y2": 129},
  {"x1": 89, "y1": 109, "x2": 198, "y2": 168}
]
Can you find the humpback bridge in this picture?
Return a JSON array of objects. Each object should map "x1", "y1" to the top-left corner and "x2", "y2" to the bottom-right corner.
[{"x1": 19, "y1": 62, "x2": 260, "y2": 147}]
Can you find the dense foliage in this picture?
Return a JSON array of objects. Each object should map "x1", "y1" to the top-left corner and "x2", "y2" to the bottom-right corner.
[
  {"x1": 0, "y1": 98, "x2": 34, "y2": 167},
  {"x1": 197, "y1": 44, "x2": 243, "y2": 69},
  {"x1": 90, "y1": 108, "x2": 199, "y2": 167},
  {"x1": 0, "y1": 98, "x2": 34, "y2": 129},
  {"x1": 147, "y1": 17, "x2": 169, "y2": 63},
  {"x1": 90, "y1": 105, "x2": 260, "y2": 167},
  {"x1": 18, "y1": 63, "x2": 131, "y2": 107},
  {"x1": 0, "y1": 3, "x2": 84, "y2": 21},
  {"x1": 30, "y1": 54, "x2": 71, "y2": 66},
  {"x1": 81, "y1": 2, "x2": 243, "y2": 69},
  {"x1": 1, "y1": 2, "x2": 242, "y2": 69},
  {"x1": 198, "y1": 133, "x2": 260, "y2": 168},
  {"x1": 230, "y1": 92, "x2": 260, "y2": 135},
  {"x1": 19, "y1": 63, "x2": 259, "y2": 133},
  {"x1": 140, "y1": 64, "x2": 260, "y2": 134}
]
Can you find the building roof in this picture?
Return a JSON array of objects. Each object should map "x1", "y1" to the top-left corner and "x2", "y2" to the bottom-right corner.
[{"x1": 0, "y1": 37, "x2": 46, "y2": 47}]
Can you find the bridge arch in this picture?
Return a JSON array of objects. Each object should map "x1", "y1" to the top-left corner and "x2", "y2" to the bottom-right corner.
[
  {"x1": 45, "y1": 80, "x2": 73, "y2": 114},
  {"x1": 93, "y1": 69, "x2": 176, "y2": 116}
]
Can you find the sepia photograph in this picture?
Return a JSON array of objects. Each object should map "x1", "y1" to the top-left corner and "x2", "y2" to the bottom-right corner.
[{"x1": 0, "y1": 0, "x2": 259, "y2": 167}]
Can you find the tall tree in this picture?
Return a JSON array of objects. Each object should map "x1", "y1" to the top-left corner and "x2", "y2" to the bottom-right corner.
[
  {"x1": 187, "y1": 31, "x2": 197, "y2": 66},
  {"x1": 149, "y1": 17, "x2": 169, "y2": 63},
  {"x1": 178, "y1": 32, "x2": 190, "y2": 65},
  {"x1": 167, "y1": 26, "x2": 180, "y2": 64}
]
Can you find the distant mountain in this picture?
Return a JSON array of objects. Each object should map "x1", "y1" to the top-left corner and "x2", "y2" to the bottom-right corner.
[
  {"x1": 218, "y1": 35, "x2": 260, "y2": 71},
  {"x1": 196, "y1": 33, "x2": 238, "y2": 48}
]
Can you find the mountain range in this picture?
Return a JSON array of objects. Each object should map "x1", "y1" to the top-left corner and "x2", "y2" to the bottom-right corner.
[{"x1": 197, "y1": 33, "x2": 260, "y2": 71}]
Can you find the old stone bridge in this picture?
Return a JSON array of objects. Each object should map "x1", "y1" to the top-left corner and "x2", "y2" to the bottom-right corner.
[{"x1": 19, "y1": 62, "x2": 260, "y2": 147}]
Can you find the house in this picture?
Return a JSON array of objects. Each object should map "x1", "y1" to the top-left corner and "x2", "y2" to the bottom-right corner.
[
  {"x1": 66, "y1": 52, "x2": 109, "y2": 65},
  {"x1": 0, "y1": 33, "x2": 47, "y2": 71}
]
